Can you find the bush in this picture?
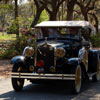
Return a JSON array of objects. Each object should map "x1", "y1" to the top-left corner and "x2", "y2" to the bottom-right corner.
[
  {"x1": 7, "y1": 24, "x2": 17, "y2": 34},
  {"x1": 90, "y1": 33, "x2": 100, "y2": 47},
  {"x1": 0, "y1": 29, "x2": 37, "y2": 59}
]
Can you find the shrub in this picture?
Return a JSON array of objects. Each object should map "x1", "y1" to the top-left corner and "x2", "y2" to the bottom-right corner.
[
  {"x1": 90, "y1": 34, "x2": 100, "y2": 47},
  {"x1": 7, "y1": 24, "x2": 17, "y2": 34},
  {"x1": 0, "y1": 29, "x2": 37, "y2": 59}
]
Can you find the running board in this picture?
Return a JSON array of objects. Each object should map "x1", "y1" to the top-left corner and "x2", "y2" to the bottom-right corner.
[
  {"x1": 88, "y1": 72, "x2": 97, "y2": 77},
  {"x1": 10, "y1": 72, "x2": 76, "y2": 80}
]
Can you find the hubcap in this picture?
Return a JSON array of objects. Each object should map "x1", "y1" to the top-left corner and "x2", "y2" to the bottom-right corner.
[
  {"x1": 17, "y1": 67, "x2": 22, "y2": 86},
  {"x1": 17, "y1": 79, "x2": 22, "y2": 86},
  {"x1": 75, "y1": 65, "x2": 81, "y2": 92}
]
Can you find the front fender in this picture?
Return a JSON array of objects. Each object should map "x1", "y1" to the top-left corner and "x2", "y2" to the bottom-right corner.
[
  {"x1": 67, "y1": 58, "x2": 88, "y2": 79},
  {"x1": 11, "y1": 56, "x2": 25, "y2": 64},
  {"x1": 67, "y1": 58, "x2": 80, "y2": 65}
]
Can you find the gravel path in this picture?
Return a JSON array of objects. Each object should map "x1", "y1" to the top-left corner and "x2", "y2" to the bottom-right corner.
[
  {"x1": 0, "y1": 60, "x2": 100, "y2": 100},
  {"x1": 0, "y1": 60, "x2": 12, "y2": 78},
  {"x1": 0, "y1": 78, "x2": 100, "y2": 100}
]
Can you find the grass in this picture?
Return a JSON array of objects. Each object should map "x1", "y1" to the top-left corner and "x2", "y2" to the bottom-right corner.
[{"x1": 0, "y1": 32, "x2": 16, "y2": 42}]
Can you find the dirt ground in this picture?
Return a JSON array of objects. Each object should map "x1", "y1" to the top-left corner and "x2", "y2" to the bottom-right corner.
[{"x1": 0, "y1": 60, "x2": 12, "y2": 78}]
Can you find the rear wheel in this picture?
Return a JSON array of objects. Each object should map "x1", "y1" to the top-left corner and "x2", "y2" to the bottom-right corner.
[
  {"x1": 11, "y1": 64, "x2": 24, "y2": 92},
  {"x1": 71, "y1": 65, "x2": 82, "y2": 94},
  {"x1": 92, "y1": 59, "x2": 100, "y2": 82}
]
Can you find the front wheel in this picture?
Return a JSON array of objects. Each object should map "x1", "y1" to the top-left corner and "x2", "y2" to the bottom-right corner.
[
  {"x1": 11, "y1": 64, "x2": 24, "y2": 92},
  {"x1": 92, "y1": 59, "x2": 100, "y2": 82},
  {"x1": 71, "y1": 65, "x2": 82, "y2": 94}
]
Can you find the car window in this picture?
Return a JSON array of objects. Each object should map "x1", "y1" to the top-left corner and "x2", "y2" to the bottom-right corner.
[{"x1": 36, "y1": 27, "x2": 81, "y2": 39}]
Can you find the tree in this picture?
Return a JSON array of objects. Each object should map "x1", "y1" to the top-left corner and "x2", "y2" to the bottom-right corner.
[
  {"x1": 31, "y1": 0, "x2": 66, "y2": 27},
  {"x1": 45, "y1": 0, "x2": 66, "y2": 21},
  {"x1": 14, "y1": 0, "x2": 19, "y2": 38},
  {"x1": 66, "y1": 0, "x2": 77, "y2": 20},
  {"x1": 76, "y1": 0, "x2": 99, "y2": 34},
  {"x1": 31, "y1": 0, "x2": 48, "y2": 27},
  {"x1": 76, "y1": 0, "x2": 97, "y2": 21},
  {"x1": 0, "y1": 4, "x2": 8, "y2": 35},
  {"x1": 0, "y1": 0, "x2": 8, "y2": 3},
  {"x1": 0, "y1": 0, "x2": 20, "y2": 37},
  {"x1": 88, "y1": 0, "x2": 100, "y2": 34}
]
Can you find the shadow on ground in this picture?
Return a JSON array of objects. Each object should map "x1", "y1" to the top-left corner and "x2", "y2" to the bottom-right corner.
[{"x1": 0, "y1": 80, "x2": 100, "y2": 100}]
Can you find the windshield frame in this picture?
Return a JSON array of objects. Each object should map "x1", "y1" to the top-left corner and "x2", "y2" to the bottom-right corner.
[{"x1": 35, "y1": 27, "x2": 82, "y2": 40}]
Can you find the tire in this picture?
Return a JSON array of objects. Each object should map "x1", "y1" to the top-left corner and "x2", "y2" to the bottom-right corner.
[
  {"x1": 11, "y1": 64, "x2": 24, "y2": 92},
  {"x1": 71, "y1": 65, "x2": 82, "y2": 94},
  {"x1": 92, "y1": 59, "x2": 100, "y2": 82}
]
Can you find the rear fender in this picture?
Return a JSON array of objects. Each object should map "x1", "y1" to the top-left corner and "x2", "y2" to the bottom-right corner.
[{"x1": 88, "y1": 50, "x2": 100, "y2": 72}]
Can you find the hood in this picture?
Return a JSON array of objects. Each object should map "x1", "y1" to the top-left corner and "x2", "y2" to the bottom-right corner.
[{"x1": 38, "y1": 41, "x2": 65, "y2": 49}]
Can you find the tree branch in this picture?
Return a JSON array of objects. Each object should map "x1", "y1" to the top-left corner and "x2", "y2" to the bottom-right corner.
[
  {"x1": 34, "y1": 0, "x2": 39, "y2": 8},
  {"x1": 57, "y1": 0, "x2": 65, "y2": 10},
  {"x1": 74, "y1": 10, "x2": 81, "y2": 15},
  {"x1": 76, "y1": 1, "x2": 81, "y2": 7},
  {"x1": 86, "y1": 0, "x2": 91, "y2": 9},
  {"x1": 87, "y1": 1, "x2": 95, "y2": 12}
]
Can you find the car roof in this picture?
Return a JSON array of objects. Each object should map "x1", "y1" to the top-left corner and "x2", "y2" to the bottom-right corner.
[{"x1": 35, "y1": 21, "x2": 93, "y2": 29}]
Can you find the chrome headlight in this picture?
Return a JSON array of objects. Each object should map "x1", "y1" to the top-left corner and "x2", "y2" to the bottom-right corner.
[
  {"x1": 55, "y1": 48, "x2": 66, "y2": 57},
  {"x1": 78, "y1": 48, "x2": 88, "y2": 71},
  {"x1": 23, "y1": 47, "x2": 34, "y2": 57}
]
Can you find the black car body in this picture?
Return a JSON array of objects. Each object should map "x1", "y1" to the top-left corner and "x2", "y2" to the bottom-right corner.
[{"x1": 11, "y1": 21, "x2": 100, "y2": 93}]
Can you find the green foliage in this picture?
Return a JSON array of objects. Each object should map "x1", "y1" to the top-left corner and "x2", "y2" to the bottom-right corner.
[
  {"x1": 90, "y1": 33, "x2": 100, "y2": 47},
  {"x1": 0, "y1": 48, "x2": 19, "y2": 59},
  {"x1": 0, "y1": 3, "x2": 13, "y2": 28},
  {"x1": 0, "y1": 29, "x2": 36, "y2": 59},
  {"x1": 38, "y1": 10, "x2": 49, "y2": 23},
  {"x1": 7, "y1": 24, "x2": 17, "y2": 34},
  {"x1": 0, "y1": 4, "x2": 8, "y2": 27},
  {"x1": 13, "y1": 32, "x2": 36, "y2": 53}
]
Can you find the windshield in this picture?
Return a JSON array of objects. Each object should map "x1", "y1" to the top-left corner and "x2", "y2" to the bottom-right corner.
[{"x1": 36, "y1": 27, "x2": 81, "y2": 39}]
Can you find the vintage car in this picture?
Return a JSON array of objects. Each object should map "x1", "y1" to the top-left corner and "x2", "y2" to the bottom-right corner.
[{"x1": 11, "y1": 21, "x2": 100, "y2": 94}]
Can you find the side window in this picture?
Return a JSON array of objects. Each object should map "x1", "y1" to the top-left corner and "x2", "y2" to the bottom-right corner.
[
  {"x1": 81, "y1": 28, "x2": 90, "y2": 41},
  {"x1": 68, "y1": 28, "x2": 79, "y2": 35}
]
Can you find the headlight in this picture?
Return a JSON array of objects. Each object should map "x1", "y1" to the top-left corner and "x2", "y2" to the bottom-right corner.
[
  {"x1": 23, "y1": 47, "x2": 34, "y2": 57},
  {"x1": 78, "y1": 48, "x2": 88, "y2": 71},
  {"x1": 55, "y1": 48, "x2": 66, "y2": 57}
]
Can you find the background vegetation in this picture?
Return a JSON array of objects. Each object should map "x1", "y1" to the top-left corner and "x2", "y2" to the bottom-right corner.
[{"x1": 0, "y1": 0, "x2": 99, "y2": 59}]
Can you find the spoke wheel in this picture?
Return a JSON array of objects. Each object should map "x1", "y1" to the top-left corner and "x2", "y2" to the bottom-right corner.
[
  {"x1": 72, "y1": 65, "x2": 82, "y2": 94},
  {"x1": 12, "y1": 64, "x2": 24, "y2": 92},
  {"x1": 92, "y1": 59, "x2": 100, "y2": 82}
]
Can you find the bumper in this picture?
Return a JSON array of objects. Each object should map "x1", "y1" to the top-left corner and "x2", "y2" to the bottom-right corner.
[{"x1": 11, "y1": 72, "x2": 76, "y2": 80}]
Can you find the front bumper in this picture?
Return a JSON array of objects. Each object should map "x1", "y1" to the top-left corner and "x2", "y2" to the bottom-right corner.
[{"x1": 11, "y1": 72, "x2": 76, "y2": 80}]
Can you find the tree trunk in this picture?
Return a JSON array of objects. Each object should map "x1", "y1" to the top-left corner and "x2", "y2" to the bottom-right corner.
[
  {"x1": 81, "y1": 8, "x2": 88, "y2": 21},
  {"x1": 93, "y1": 14, "x2": 98, "y2": 34},
  {"x1": 67, "y1": 0, "x2": 77, "y2": 20},
  {"x1": 83, "y1": 13, "x2": 88, "y2": 21},
  {"x1": 1, "y1": 20, "x2": 5, "y2": 36},
  {"x1": 31, "y1": 7, "x2": 44, "y2": 27},
  {"x1": 50, "y1": 12, "x2": 57, "y2": 21},
  {"x1": 15, "y1": 0, "x2": 19, "y2": 38},
  {"x1": 49, "y1": 7, "x2": 57, "y2": 21},
  {"x1": 84, "y1": 16, "x2": 88, "y2": 21},
  {"x1": 67, "y1": 8, "x2": 74, "y2": 20}
]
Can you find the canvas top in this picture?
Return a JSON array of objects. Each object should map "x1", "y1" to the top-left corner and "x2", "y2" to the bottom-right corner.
[{"x1": 35, "y1": 21, "x2": 93, "y2": 29}]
